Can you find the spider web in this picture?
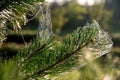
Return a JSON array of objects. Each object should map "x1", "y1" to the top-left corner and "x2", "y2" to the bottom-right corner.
[
  {"x1": 0, "y1": 19, "x2": 7, "y2": 47},
  {"x1": 77, "y1": 20, "x2": 113, "y2": 68},
  {"x1": 38, "y1": 3, "x2": 54, "y2": 42}
]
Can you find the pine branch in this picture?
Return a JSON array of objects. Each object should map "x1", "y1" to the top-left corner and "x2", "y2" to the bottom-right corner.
[
  {"x1": 0, "y1": 1, "x2": 45, "y2": 46},
  {"x1": 0, "y1": 0, "x2": 44, "y2": 11},
  {"x1": 36, "y1": 24, "x2": 96, "y2": 75},
  {"x1": 24, "y1": 44, "x2": 46, "y2": 61},
  {"x1": 17, "y1": 21, "x2": 113, "y2": 80},
  {"x1": 24, "y1": 41, "x2": 55, "y2": 61},
  {"x1": 22, "y1": 24, "x2": 97, "y2": 79},
  {"x1": 37, "y1": 41, "x2": 89, "y2": 75}
]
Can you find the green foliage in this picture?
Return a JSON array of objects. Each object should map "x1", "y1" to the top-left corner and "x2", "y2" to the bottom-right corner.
[
  {"x1": 13, "y1": 21, "x2": 99, "y2": 79},
  {"x1": 88, "y1": 2, "x2": 112, "y2": 30},
  {"x1": 51, "y1": 6, "x2": 67, "y2": 33},
  {"x1": 50, "y1": 0, "x2": 117, "y2": 34},
  {"x1": 105, "y1": 0, "x2": 120, "y2": 32},
  {"x1": 51, "y1": 0, "x2": 87, "y2": 34},
  {"x1": 63, "y1": 1, "x2": 87, "y2": 28},
  {"x1": 0, "y1": 0, "x2": 115, "y2": 79},
  {"x1": 0, "y1": 0, "x2": 44, "y2": 31},
  {"x1": 0, "y1": 0, "x2": 44, "y2": 46},
  {"x1": 0, "y1": 60, "x2": 22, "y2": 80},
  {"x1": 0, "y1": 20, "x2": 113, "y2": 79},
  {"x1": 0, "y1": 0, "x2": 44, "y2": 11}
]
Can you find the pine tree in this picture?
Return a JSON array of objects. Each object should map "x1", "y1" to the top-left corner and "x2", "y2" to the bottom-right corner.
[{"x1": 0, "y1": 0, "x2": 113, "y2": 80}]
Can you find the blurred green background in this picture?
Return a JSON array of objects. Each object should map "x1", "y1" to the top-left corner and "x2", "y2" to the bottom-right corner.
[
  {"x1": 0, "y1": 0, "x2": 120, "y2": 79},
  {"x1": 1, "y1": 0, "x2": 119, "y2": 57}
]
